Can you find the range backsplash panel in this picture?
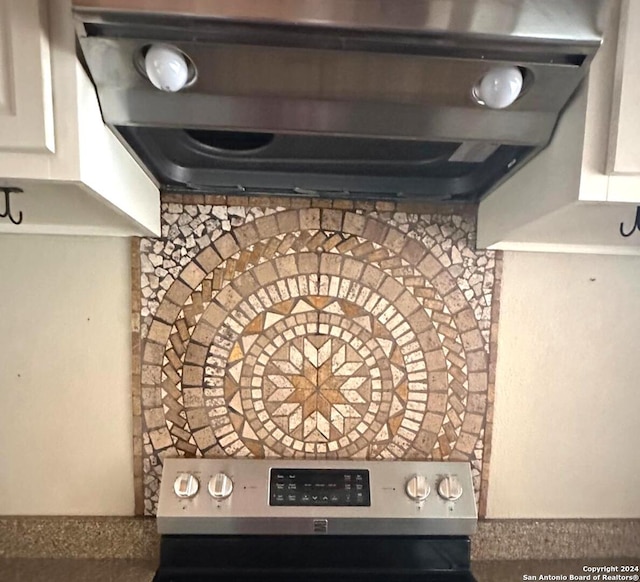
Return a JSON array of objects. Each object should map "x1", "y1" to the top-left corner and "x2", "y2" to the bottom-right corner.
[{"x1": 134, "y1": 195, "x2": 502, "y2": 516}]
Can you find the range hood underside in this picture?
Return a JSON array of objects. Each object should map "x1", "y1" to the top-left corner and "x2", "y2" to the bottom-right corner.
[{"x1": 74, "y1": 0, "x2": 607, "y2": 201}]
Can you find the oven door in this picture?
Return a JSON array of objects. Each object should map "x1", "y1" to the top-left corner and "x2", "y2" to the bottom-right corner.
[{"x1": 153, "y1": 535, "x2": 478, "y2": 582}]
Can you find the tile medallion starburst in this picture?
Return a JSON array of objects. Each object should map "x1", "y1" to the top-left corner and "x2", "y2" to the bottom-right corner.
[{"x1": 136, "y1": 202, "x2": 501, "y2": 515}]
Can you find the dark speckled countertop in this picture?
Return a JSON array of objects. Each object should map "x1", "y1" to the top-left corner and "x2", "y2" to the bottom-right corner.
[
  {"x1": 1, "y1": 558, "x2": 639, "y2": 582},
  {"x1": 0, "y1": 518, "x2": 638, "y2": 581}
]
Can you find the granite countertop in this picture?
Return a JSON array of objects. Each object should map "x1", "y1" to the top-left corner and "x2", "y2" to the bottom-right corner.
[{"x1": 1, "y1": 558, "x2": 638, "y2": 582}]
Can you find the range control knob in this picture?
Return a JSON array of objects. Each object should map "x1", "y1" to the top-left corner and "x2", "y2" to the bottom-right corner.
[
  {"x1": 405, "y1": 474, "x2": 430, "y2": 502},
  {"x1": 208, "y1": 472, "x2": 234, "y2": 500},
  {"x1": 438, "y1": 475, "x2": 463, "y2": 501},
  {"x1": 173, "y1": 473, "x2": 199, "y2": 499}
]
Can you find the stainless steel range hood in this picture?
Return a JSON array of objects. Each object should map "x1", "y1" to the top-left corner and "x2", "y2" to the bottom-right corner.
[{"x1": 73, "y1": 0, "x2": 609, "y2": 201}]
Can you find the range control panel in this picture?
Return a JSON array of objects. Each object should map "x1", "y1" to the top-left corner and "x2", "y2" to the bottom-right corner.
[
  {"x1": 157, "y1": 459, "x2": 477, "y2": 536},
  {"x1": 270, "y1": 469, "x2": 371, "y2": 506}
]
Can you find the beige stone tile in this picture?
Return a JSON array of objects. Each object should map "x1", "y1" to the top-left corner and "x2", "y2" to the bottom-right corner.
[
  {"x1": 377, "y1": 276, "x2": 404, "y2": 301},
  {"x1": 195, "y1": 247, "x2": 222, "y2": 273},
  {"x1": 454, "y1": 308, "x2": 478, "y2": 332},
  {"x1": 343, "y1": 212, "x2": 366, "y2": 236},
  {"x1": 255, "y1": 214, "x2": 279, "y2": 239},
  {"x1": 461, "y1": 413, "x2": 483, "y2": 435},
  {"x1": 427, "y1": 371, "x2": 448, "y2": 392},
  {"x1": 226, "y1": 195, "x2": 250, "y2": 206},
  {"x1": 341, "y1": 257, "x2": 365, "y2": 280},
  {"x1": 299, "y1": 208, "x2": 321, "y2": 230},
  {"x1": 321, "y1": 209, "x2": 343, "y2": 231},
  {"x1": 142, "y1": 341, "x2": 164, "y2": 365},
  {"x1": 375, "y1": 200, "x2": 396, "y2": 212},
  {"x1": 182, "y1": 365, "x2": 204, "y2": 387},
  {"x1": 297, "y1": 253, "x2": 319, "y2": 274},
  {"x1": 161, "y1": 193, "x2": 183, "y2": 203},
  {"x1": 234, "y1": 223, "x2": 260, "y2": 249},
  {"x1": 425, "y1": 350, "x2": 447, "y2": 371},
  {"x1": 276, "y1": 209, "x2": 300, "y2": 233},
  {"x1": 411, "y1": 430, "x2": 438, "y2": 454},
  {"x1": 193, "y1": 427, "x2": 216, "y2": 450},
  {"x1": 144, "y1": 408, "x2": 165, "y2": 430},
  {"x1": 402, "y1": 238, "x2": 428, "y2": 265},
  {"x1": 355, "y1": 200, "x2": 375, "y2": 212},
  {"x1": 253, "y1": 262, "x2": 279, "y2": 286},
  {"x1": 393, "y1": 290, "x2": 421, "y2": 317},
  {"x1": 164, "y1": 279, "x2": 192, "y2": 306},
  {"x1": 275, "y1": 255, "x2": 298, "y2": 278},
  {"x1": 141, "y1": 364, "x2": 161, "y2": 385},
  {"x1": 181, "y1": 193, "x2": 205, "y2": 204},
  {"x1": 467, "y1": 393, "x2": 487, "y2": 414},
  {"x1": 461, "y1": 329, "x2": 484, "y2": 351},
  {"x1": 444, "y1": 289, "x2": 468, "y2": 314},
  {"x1": 407, "y1": 311, "x2": 432, "y2": 335},
  {"x1": 319, "y1": 253, "x2": 342, "y2": 276},
  {"x1": 200, "y1": 302, "x2": 227, "y2": 328},
  {"x1": 423, "y1": 411, "x2": 444, "y2": 433},
  {"x1": 184, "y1": 343, "x2": 209, "y2": 365},
  {"x1": 190, "y1": 321, "x2": 216, "y2": 346},
  {"x1": 333, "y1": 199, "x2": 354, "y2": 210},
  {"x1": 447, "y1": 407, "x2": 462, "y2": 429},
  {"x1": 214, "y1": 233, "x2": 240, "y2": 258},
  {"x1": 417, "y1": 254, "x2": 444, "y2": 279},
  {"x1": 362, "y1": 219, "x2": 388, "y2": 244},
  {"x1": 154, "y1": 299, "x2": 182, "y2": 325},
  {"x1": 466, "y1": 349, "x2": 488, "y2": 372},
  {"x1": 215, "y1": 285, "x2": 243, "y2": 311},
  {"x1": 182, "y1": 387, "x2": 206, "y2": 408},
  {"x1": 186, "y1": 409, "x2": 210, "y2": 430},
  {"x1": 149, "y1": 427, "x2": 173, "y2": 450},
  {"x1": 147, "y1": 320, "x2": 171, "y2": 345},
  {"x1": 432, "y1": 270, "x2": 457, "y2": 296},
  {"x1": 383, "y1": 228, "x2": 406, "y2": 253},
  {"x1": 468, "y1": 372, "x2": 488, "y2": 392},
  {"x1": 233, "y1": 272, "x2": 260, "y2": 296},
  {"x1": 360, "y1": 264, "x2": 384, "y2": 288},
  {"x1": 455, "y1": 432, "x2": 477, "y2": 455},
  {"x1": 416, "y1": 329, "x2": 440, "y2": 352},
  {"x1": 427, "y1": 392, "x2": 447, "y2": 413},
  {"x1": 351, "y1": 241, "x2": 376, "y2": 259},
  {"x1": 141, "y1": 386, "x2": 162, "y2": 407}
]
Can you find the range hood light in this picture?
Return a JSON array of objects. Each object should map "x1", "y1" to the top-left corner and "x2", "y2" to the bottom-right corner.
[
  {"x1": 144, "y1": 44, "x2": 190, "y2": 92},
  {"x1": 473, "y1": 66, "x2": 524, "y2": 109}
]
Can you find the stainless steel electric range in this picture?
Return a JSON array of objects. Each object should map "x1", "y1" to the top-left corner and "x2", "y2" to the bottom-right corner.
[{"x1": 154, "y1": 459, "x2": 478, "y2": 582}]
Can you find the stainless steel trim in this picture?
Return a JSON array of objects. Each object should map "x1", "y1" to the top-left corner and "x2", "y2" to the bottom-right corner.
[
  {"x1": 97, "y1": 89, "x2": 558, "y2": 145},
  {"x1": 72, "y1": 0, "x2": 607, "y2": 47},
  {"x1": 79, "y1": 37, "x2": 578, "y2": 144},
  {"x1": 156, "y1": 459, "x2": 478, "y2": 536}
]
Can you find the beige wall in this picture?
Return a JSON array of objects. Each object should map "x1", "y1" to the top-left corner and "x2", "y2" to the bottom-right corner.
[
  {"x1": 487, "y1": 251, "x2": 640, "y2": 518},
  {"x1": 0, "y1": 235, "x2": 134, "y2": 515},
  {"x1": 1, "y1": 236, "x2": 639, "y2": 517}
]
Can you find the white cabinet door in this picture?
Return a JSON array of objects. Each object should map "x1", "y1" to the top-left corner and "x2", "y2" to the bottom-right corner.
[
  {"x1": 0, "y1": 0, "x2": 55, "y2": 154},
  {"x1": 607, "y1": 0, "x2": 640, "y2": 175}
]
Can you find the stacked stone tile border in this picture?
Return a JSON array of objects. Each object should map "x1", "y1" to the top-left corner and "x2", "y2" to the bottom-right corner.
[
  {"x1": 131, "y1": 238, "x2": 144, "y2": 515},
  {"x1": 133, "y1": 194, "x2": 502, "y2": 516}
]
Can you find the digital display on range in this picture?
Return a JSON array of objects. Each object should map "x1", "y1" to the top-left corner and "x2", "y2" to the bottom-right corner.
[{"x1": 269, "y1": 469, "x2": 371, "y2": 507}]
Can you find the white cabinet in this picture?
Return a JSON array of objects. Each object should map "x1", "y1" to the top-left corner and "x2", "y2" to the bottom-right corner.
[
  {"x1": 0, "y1": 0, "x2": 160, "y2": 236},
  {"x1": 0, "y1": 1, "x2": 54, "y2": 155},
  {"x1": 605, "y1": 0, "x2": 640, "y2": 194},
  {"x1": 478, "y1": 0, "x2": 640, "y2": 255}
]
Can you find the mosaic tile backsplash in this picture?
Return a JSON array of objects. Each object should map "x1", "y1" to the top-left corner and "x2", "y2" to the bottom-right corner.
[{"x1": 135, "y1": 196, "x2": 501, "y2": 516}]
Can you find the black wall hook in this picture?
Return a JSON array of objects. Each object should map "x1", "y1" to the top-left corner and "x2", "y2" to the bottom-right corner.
[
  {"x1": 0, "y1": 187, "x2": 24, "y2": 225},
  {"x1": 619, "y1": 205, "x2": 640, "y2": 238}
]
